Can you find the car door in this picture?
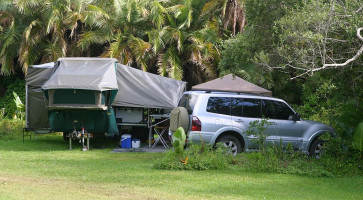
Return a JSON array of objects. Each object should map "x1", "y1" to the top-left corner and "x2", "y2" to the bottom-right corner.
[
  {"x1": 262, "y1": 100, "x2": 307, "y2": 150},
  {"x1": 231, "y1": 98, "x2": 272, "y2": 149},
  {"x1": 198, "y1": 96, "x2": 232, "y2": 143}
]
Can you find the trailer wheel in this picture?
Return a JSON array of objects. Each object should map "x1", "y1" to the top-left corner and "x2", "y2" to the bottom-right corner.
[{"x1": 63, "y1": 132, "x2": 69, "y2": 141}]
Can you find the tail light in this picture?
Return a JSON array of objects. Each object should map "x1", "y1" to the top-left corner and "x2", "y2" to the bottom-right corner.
[{"x1": 191, "y1": 116, "x2": 202, "y2": 131}]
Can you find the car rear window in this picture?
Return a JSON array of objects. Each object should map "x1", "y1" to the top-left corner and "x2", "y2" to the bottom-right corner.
[{"x1": 178, "y1": 94, "x2": 198, "y2": 114}]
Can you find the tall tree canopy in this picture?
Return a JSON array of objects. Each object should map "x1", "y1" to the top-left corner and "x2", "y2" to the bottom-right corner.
[{"x1": 0, "y1": 0, "x2": 240, "y2": 81}]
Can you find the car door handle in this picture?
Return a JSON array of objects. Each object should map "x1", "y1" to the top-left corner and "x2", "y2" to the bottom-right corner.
[
  {"x1": 235, "y1": 119, "x2": 244, "y2": 123},
  {"x1": 270, "y1": 122, "x2": 277, "y2": 125}
]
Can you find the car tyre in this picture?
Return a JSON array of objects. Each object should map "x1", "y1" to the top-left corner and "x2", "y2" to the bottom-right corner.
[
  {"x1": 309, "y1": 139, "x2": 324, "y2": 159},
  {"x1": 216, "y1": 135, "x2": 242, "y2": 155}
]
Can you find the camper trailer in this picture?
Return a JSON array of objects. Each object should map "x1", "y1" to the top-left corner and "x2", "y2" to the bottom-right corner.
[{"x1": 25, "y1": 57, "x2": 186, "y2": 146}]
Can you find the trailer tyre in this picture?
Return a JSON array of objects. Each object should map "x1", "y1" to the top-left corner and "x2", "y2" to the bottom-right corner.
[{"x1": 63, "y1": 132, "x2": 69, "y2": 141}]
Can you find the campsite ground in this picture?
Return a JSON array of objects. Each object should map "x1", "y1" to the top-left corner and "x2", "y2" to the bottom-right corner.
[{"x1": 0, "y1": 134, "x2": 362, "y2": 200}]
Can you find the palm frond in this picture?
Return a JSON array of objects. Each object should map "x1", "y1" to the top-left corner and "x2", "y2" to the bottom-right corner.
[
  {"x1": 176, "y1": 29, "x2": 184, "y2": 52},
  {"x1": 108, "y1": 31, "x2": 124, "y2": 58},
  {"x1": 150, "y1": 0, "x2": 166, "y2": 29},
  {"x1": 13, "y1": 0, "x2": 41, "y2": 14},
  {"x1": 19, "y1": 40, "x2": 43, "y2": 74},
  {"x1": 43, "y1": 41, "x2": 64, "y2": 62},
  {"x1": 166, "y1": 47, "x2": 183, "y2": 80},
  {"x1": 24, "y1": 20, "x2": 42, "y2": 44},
  {"x1": 157, "y1": 52, "x2": 169, "y2": 77},
  {"x1": 78, "y1": 30, "x2": 111, "y2": 50},
  {"x1": 0, "y1": 21, "x2": 21, "y2": 74},
  {"x1": 127, "y1": 34, "x2": 151, "y2": 61}
]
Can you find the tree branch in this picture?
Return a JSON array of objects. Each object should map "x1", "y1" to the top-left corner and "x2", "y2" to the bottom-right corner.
[
  {"x1": 290, "y1": 27, "x2": 363, "y2": 79},
  {"x1": 356, "y1": 4, "x2": 363, "y2": 13}
]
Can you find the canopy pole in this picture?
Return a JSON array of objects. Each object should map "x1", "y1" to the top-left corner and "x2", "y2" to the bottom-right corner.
[{"x1": 148, "y1": 108, "x2": 151, "y2": 148}]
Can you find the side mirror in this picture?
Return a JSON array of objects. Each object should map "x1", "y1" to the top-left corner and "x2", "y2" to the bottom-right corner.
[{"x1": 289, "y1": 113, "x2": 301, "y2": 121}]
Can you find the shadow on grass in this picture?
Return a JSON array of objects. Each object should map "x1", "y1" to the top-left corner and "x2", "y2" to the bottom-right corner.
[{"x1": 0, "y1": 133, "x2": 120, "y2": 152}]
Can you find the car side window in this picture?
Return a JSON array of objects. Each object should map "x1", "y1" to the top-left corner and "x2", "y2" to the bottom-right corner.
[
  {"x1": 206, "y1": 97, "x2": 231, "y2": 115},
  {"x1": 242, "y1": 98, "x2": 262, "y2": 118},
  {"x1": 231, "y1": 98, "x2": 243, "y2": 117},
  {"x1": 272, "y1": 100, "x2": 294, "y2": 120},
  {"x1": 262, "y1": 100, "x2": 276, "y2": 119}
]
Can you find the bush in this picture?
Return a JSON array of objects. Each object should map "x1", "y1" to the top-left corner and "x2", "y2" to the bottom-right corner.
[
  {"x1": 234, "y1": 134, "x2": 362, "y2": 177},
  {"x1": 153, "y1": 143, "x2": 232, "y2": 170},
  {"x1": 0, "y1": 119, "x2": 24, "y2": 140},
  {"x1": 0, "y1": 77, "x2": 25, "y2": 118},
  {"x1": 318, "y1": 133, "x2": 363, "y2": 176},
  {"x1": 235, "y1": 150, "x2": 333, "y2": 177}
]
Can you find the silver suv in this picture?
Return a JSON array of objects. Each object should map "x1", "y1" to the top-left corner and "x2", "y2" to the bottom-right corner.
[{"x1": 177, "y1": 91, "x2": 335, "y2": 157}]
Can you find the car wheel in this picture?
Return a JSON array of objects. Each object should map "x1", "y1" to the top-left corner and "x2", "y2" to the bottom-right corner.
[
  {"x1": 216, "y1": 135, "x2": 242, "y2": 155},
  {"x1": 309, "y1": 139, "x2": 324, "y2": 159}
]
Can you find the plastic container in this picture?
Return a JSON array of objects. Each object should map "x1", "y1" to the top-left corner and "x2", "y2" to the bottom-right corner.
[
  {"x1": 120, "y1": 134, "x2": 132, "y2": 148},
  {"x1": 132, "y1": 138, "x2": 140, "y2": 148}
]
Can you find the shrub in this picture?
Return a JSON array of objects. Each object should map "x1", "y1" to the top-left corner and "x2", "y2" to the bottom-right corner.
[
  {"x1": 235, "y1": 149, "x2": 334, "y2": 177},
  {"x1": 234, "y1": 133, "x2": 363, "y2": 177},
  {"x1": 0, "y1": 77, "x2": 25, "y2": 118},
  {"x1": 153, "y1": 143, "x2": 232, "y2": 170},
  {"x1": 0, "y1": 119, "x2": 24, "y2": 140},
  {"x1": 352, "y1": 122, "x2": 363, "y2": 151}
]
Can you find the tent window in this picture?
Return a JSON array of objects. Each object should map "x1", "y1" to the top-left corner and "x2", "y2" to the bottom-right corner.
[{"x1": 53, "y1": 89, "x2": 96, "y2": 105}]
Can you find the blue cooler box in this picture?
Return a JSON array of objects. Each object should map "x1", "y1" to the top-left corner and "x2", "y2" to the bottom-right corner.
[{"x1": 120, "y1": 134, "x2": 132, "y2": 148}]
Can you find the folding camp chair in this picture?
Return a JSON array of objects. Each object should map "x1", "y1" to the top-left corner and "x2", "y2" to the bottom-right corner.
[
  {"x1": 149, "y1": 117, "x2": 170, "y2": 149},
  {"x1": 152, "y1": 125, "x2": 169, "y2": 149}
]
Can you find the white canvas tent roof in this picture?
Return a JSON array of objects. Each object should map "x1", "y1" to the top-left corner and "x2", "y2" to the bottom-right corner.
[
  {"x1": 192, "y1": 74, "x2": 272, "y2": 96},
  {"x1": 42, "y1": 58, "x2": 118, "y2": 91}
]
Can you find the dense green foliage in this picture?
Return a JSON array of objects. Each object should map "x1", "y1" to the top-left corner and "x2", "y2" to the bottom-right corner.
[
  {"x1": 156, "y1": 122, "x2": 362, "y2": 176},
  {"x1": 236, "y1": 134, "x2": 362, "y2": 177},
  {"x1": 218, "y1": 0, "x2": 363, "y2": 152},
  {"x1": 353, "y1": 122, "x2": 363, "y2": 151},
  {"x1": 154, "y1": 143, "x2": 232, "y2": 170},
  {"x1": 155, "y1": 141, "x2": 362, "y2": 176},
  {"x1": 0, "y1": 0, "x2": 227, "y2": 82},
  {"x1": 0, "y1": 119, "x2": 23, "y2": 140},
  {"x1": 0, "y1": 76, "x2": 25, "y2": 118}
]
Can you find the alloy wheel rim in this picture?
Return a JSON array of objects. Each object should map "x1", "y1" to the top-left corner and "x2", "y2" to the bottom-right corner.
[
  {"x1": 223, "y1": 141, "x2": 238, "y2": 155},
  {"x1": 314, "y1": 143, "x2": 323, "y2": 159}
]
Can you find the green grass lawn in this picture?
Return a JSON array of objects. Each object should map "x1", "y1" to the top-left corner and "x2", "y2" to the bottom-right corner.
[{"x1": 0, "y1": 134, "x2": 362, "y2": 200}]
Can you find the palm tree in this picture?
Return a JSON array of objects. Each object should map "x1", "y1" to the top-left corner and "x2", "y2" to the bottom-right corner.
[
  {"x1": 0, "y1": 0, "x2": 95, "y2": 75},
  {"x1": 147, "y1": 0, "x2": 221, "y2": 80},
  {"x1": 78, "y1": 0, "x2": 151, "y2": 71},
  {"x1": 0, "y1": 0, "x2": 40, "y2": 75},
  {"x1": 202, "y1": 0, "x2": 246, "y2": 35}
]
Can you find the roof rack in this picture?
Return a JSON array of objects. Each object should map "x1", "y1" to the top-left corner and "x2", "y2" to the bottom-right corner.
[{"x1": 198, "y1": 90, "x2": 268, "y2": 96}]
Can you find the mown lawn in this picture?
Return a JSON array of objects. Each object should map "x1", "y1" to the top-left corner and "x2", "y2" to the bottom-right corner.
[{"x1": 0, "y1": 134, "x2": 362, "y2": 200}]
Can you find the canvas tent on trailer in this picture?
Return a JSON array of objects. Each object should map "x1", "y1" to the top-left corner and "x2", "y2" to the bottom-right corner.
[
  {"x1": 191, "y1": 74, "x2": 272, "y2": 96},
  {"x1": 42, "y1": 58, "x2": 119, "y2": 135},
  {"x1": 25, "y1": 57, "x2": 186, "y2": 136}
]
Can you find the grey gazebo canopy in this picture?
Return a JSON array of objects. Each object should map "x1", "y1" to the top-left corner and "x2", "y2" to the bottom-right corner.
[{"x1": 191, "y1": 74, "x2": 272, "y2": 96}]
